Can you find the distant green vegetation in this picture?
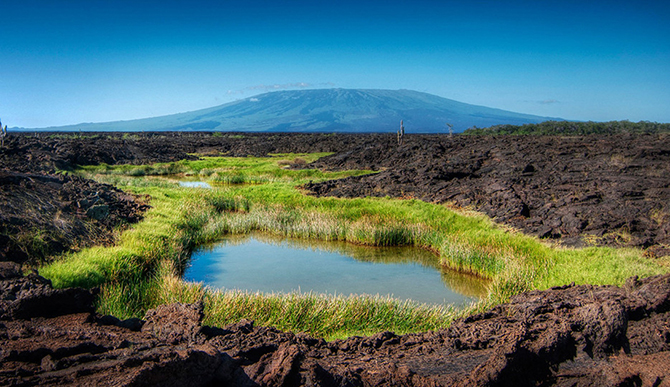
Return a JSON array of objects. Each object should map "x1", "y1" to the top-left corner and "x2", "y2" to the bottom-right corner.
[
  {"x1": 39, "y1": 153, "x2": 670, "y2": 339},
  {"x1": 79, "y1": 153, "x2": 342, "y2": 181},
  {"x1": 463, "y1": 120, "x2": 670, "y2": 136}
]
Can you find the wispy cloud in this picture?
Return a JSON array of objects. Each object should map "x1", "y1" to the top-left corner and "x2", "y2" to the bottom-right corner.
[
  {"x1": 227, "y1": 82, "x2": 335, "y2": 96},
  {"x1": 247, "y1": 82, "x2": 311, "y2": 91}
]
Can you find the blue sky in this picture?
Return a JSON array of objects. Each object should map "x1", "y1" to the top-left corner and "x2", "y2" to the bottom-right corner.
[{"x1": 1, "y1": 0, "x2": 669, "y2": 128}]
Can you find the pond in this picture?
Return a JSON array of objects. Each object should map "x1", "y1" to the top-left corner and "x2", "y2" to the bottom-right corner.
[
  {"x1": 185, "y1": 233, "x2": 489, "y2": 306},
  {"x1": 178, "y1": 180, "x2": 211, "y2": 188},
  {"x1": 167, "y1": 175, "x2": 258, "y2": 188},
  {"x1": 165, "y1": 175, "x2": 212, "y2": 188}
]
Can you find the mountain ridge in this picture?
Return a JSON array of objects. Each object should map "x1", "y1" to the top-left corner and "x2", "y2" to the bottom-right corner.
[{"x1": 22, "y1": 89, "x2": 563, "y2": 132}]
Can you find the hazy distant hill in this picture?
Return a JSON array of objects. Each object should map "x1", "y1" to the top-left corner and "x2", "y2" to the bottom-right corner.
[{"x1": 29, "y1": 89, "x2": 561, "y2": 133}]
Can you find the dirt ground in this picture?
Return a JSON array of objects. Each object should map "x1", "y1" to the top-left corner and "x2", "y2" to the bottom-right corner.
[{"x1": 1, "y1": 132, "x2": 670, "y2": 385}]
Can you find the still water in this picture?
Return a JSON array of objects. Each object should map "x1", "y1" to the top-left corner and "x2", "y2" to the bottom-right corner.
[
  {"x1": 185, "y1": 233, "x2": 488, "y2": 306},
  {"x1": 167, "y1": 175, "x2": 212, "y2": 188},
  {"x1": 178, "y1": 180, "x2": 211, "y2": 188}
]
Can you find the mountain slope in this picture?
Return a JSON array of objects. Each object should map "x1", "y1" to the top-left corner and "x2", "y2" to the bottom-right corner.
[{"x1": 36, "y1": 89, "x2": 562, "y2": 133}]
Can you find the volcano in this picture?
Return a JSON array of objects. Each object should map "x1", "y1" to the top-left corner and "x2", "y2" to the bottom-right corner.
[{"x1": 36, "y1": 89, "x2": 562, "y2": 133}]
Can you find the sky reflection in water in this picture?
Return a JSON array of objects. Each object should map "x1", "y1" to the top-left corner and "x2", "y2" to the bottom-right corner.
[{"x1": 185, "y1": 233, "x2": 488, "y2": 306}]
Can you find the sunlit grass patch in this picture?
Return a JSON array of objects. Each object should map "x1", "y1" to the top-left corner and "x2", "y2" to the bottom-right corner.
[
  {"x1": 536, "y1": 246, "x2": 670, "y2": 289},
  {"x1": 78, "y1": 153, "x2": 368, "y2": 185},
  {"x1": 153, "y1": 273, "x2": 459, "y2": 340},
  {"x1": 40, "y1": 153, "x2": 670, "y2": 339}
]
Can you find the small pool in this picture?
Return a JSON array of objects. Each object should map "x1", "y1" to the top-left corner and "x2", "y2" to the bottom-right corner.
[
  {"x1": 162, "y1": 175, "x2": 212, "y2": 188},
  {"x1": 178, "y1": 180, "x2": 211, "y2": 188},
  {"x1": 185, "y1": 233, "x2": 488, "y2": 306}
]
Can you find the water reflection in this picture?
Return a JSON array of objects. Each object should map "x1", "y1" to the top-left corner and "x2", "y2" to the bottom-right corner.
[
  {"x1": 178, "y1": 180, "x2": 211, "y2": 188},
  {"x1": 159, "y1": 174, "x2": 212, "y2": 188},
  {"x1": 185, "y1": 233, "x2": 489, "y2": 306}
]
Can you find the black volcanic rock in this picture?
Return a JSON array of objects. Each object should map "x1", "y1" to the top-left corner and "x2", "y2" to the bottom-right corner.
[
  {"x1": 2, "y1": 269, "x2": 670, "y2": 386},
  {"x1": 305, "y1": 133, "x2": 670, "y2": 249}
]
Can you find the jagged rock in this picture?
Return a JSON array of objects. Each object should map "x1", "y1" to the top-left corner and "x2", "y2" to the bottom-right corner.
[
  {"x1": 0, "y1": 262, "x2": 22, "y2": 280},
  {"x1": 0, "y1": 271, "x2": 96, "y2": 321},
  {"x1": 4, "y1": 271, "x2": 669, "y2": 386},
  {"x1": 142, "y1": 302, "x2": 205, "y2": 345},
  {"x1": 305, "y1": 134, "x2": 670, "y2": 251},
  {"x1": 86, "y1": 204, "x2": 110, "y2": 220}
]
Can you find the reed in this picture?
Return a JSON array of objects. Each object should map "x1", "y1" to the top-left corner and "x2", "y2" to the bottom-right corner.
[{"x1": 154, "y1": 273, "x2": 459, "y2": 340}]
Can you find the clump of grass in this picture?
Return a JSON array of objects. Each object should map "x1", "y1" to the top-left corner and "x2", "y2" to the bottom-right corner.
[
  {"x1": 153, "y1": 273, "x2": 457, "y2": 340},
  {"x1": 97, "y1": 279, "x2": 161, "y2": 320},
  {"x1": 127, "y1": 166, "x2": 149, "y2": 176},
  {"x1": 211, "y1": 172, "x2": 259, "y2": 184},
  {"x1": 199, "y1": 168, "x2": 215, "y2": 177},
  {"x1": 206, "y1": 194, "x2": 250, "y2": 213},
  {"x1": 536, "y1": 246, "x2": 670, "y2": 288}
]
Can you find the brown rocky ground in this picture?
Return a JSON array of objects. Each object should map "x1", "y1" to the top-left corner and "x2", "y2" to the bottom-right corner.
[
  {"x1": 305, "y1": 133, "x2": 670, "y2": 252},
  {"x1": 2, "y1": 262, "x2": 669, "y2": 386},
  {"x1": 0, "y1": 171, "x2": 148, "y2": 265},
  {"x1": 2, "y1": 132, "x2": 670, "y2": 385},
  {"x1": 0, "y1": 132, "x2": 356, "y2": 264},
  {"x1": 5, "y1": 132, "x2": 667, "y2": 251},
  {"x1": 0, "y1": 132, "x2": 361, "y2": 174}
]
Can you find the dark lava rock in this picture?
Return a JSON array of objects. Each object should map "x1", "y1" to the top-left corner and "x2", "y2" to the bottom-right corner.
[
  {"x1": 2, "y1": 270, "x2": 670, "y2": 386},
  {"x1": 85, "y1": 204, "x2": 110, "y2": 220},
  {"x1": 0, "y1": 270, "x2": 96, "y2": 321},
  {"x1": 305, "y1": 134, "x2": 670, "y2": 250},
  {"x1": 0, "y1": 171, "x2": 149, "y2": 264},
  {"x1": 142, "y1": 302, "x2": 206, "y2": 345},
  {"x1": 3, "y1": 132, "x2": 669, "y2": 251},
  {"x1": 0, "y1": 262, "x2": 22, "y2": 281}
]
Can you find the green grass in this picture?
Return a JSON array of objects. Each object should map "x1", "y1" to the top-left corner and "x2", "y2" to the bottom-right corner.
[
  {"x1": 536, "y1": 246, "x2": 666, "y2": 288},
  {"x1": 40, "y1": 153, "x2": 670, "y2": 340},
  {"x1": 78, "y1": 153, "x2": 357, "y2": 183},
  {"x1": 126, "y1": 273, "x2": 459, "y2": 339}
]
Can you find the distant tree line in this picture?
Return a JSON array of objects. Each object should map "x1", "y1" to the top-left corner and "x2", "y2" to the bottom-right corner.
[{"x1": 462, "y1": 120, "x2": 670, "y2": 136}]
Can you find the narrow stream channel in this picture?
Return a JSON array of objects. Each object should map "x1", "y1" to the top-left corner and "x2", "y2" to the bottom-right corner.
[{"x1": 185, "y1": 233, "x2": 488, "y2": 306}]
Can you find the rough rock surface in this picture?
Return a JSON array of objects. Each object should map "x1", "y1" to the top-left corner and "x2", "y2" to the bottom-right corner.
[
  {"x1": 2, "y1": 132, "x2": 670, "y2": 385},
  {"x1": 0, "y1": 170, "x2": 149, "y2": 264},
  {"x1": 0, "y1": 132, "x2": 361, "y2": 174},
  {"x1": 305, "y1": 134, "x2": 670, "y2": 250},
  {"x1": 2, "y1": 264, "x2": 669, "y2": 386},
  {"x1": 2, "y1": 132, "x2": 669, "y2": 250}
]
